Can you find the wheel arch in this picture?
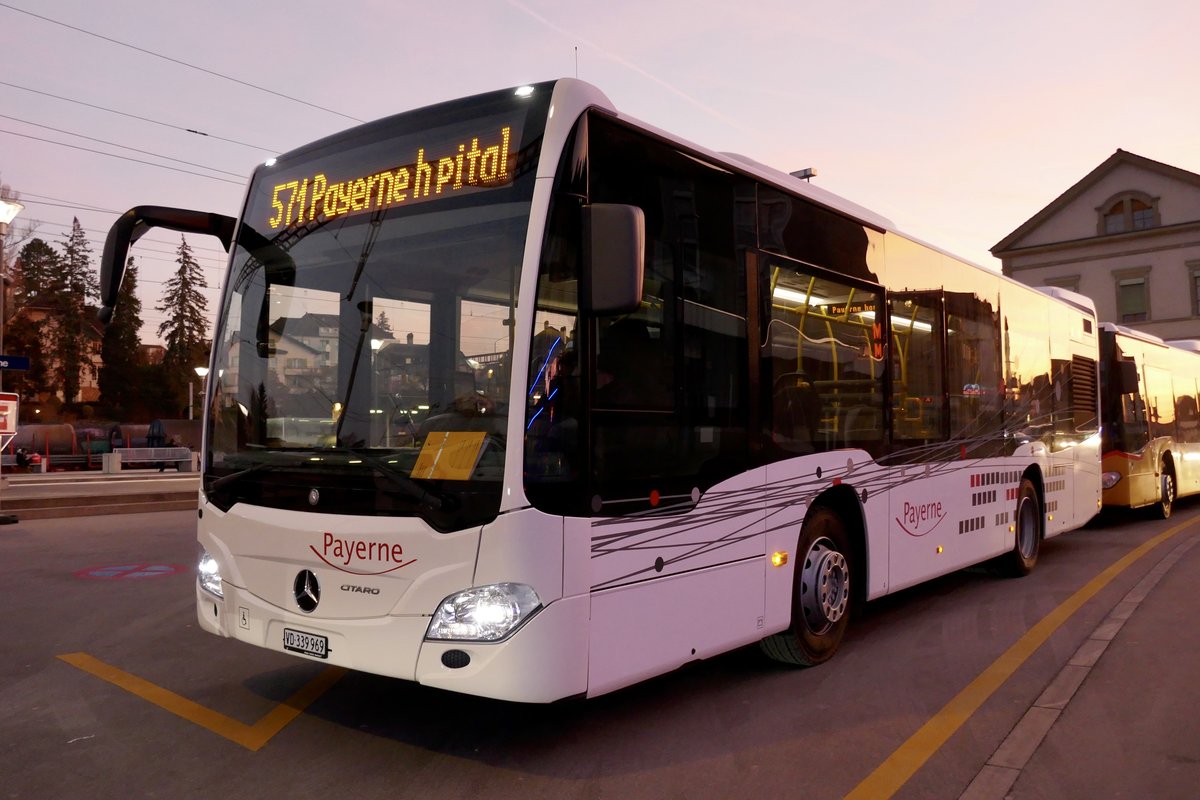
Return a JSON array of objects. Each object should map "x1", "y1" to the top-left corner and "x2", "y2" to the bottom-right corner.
[
  {"x1": 1161, "y1": 449, "x2": 1176, "y2": 480},
  {"x1": 1021, "y1": 464, "x2": 1046, "y2": 539},
  {"x1": 808, "y1": 484, "x2": 868, "y2": 605}
]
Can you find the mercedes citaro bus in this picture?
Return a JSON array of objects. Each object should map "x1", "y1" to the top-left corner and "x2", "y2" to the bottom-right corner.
[{"x1": 100, "y1": 79, "x2": 1101, "y2": 702}]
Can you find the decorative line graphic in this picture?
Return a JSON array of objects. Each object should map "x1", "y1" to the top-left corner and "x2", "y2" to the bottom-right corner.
[{"x1": 588, "y1": 433, "x2": 1046, "y2": 589}]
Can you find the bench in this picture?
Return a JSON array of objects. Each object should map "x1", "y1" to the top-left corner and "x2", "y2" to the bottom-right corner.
[
  {"x1": 0, "y1": 454, "x2": 48, "y2": 473},
  {"x1": 104, "y1": 447, "x2": 196, "y2": 473}
]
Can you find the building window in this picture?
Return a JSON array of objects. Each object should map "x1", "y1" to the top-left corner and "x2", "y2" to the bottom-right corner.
[
  {"x1": 1189, "y1": 261, "x2": 1200, "y2": 317},
  {"x1": 1117, "y1": 277, "x2": 1148, "y2": 322},
  {"x1": 1098, "y1": 192, "x2": 1160, "y2": 235},
  {"x1": 1043, "y1": 274, "x2": 1080, "y2": 293},
  {"x1": 1132, "y1": 201, "x2": 1155, "y2": 230}
]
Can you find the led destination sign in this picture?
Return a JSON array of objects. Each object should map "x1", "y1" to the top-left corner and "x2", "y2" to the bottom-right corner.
[{"x1": 267, "y1": 125, "x2": 514, "y2": 231}]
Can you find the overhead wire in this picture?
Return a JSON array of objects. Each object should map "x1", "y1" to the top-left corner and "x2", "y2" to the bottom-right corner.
[
  {"x1": 0, "y1": 114, "x2": 248, "y2": 178},
  {"x1": 0, "y1": 80, "x2": 278, "y2": 153},
  {"x1": 0, "y1": 129, "x2": 243, "y2": 184},
  {"x1": 0, "y1": 2, "x2": 363, "y2": 123},
  {"x1": 0, "y1": 4, "x2": 361, "y2": 344},
  {"x1": 22, "y1": 216, "x2": 229, "y2": 259}
]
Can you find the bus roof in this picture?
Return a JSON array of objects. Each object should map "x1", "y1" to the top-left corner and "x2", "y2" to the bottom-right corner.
[
  {"x1": 1036, "y1": 286, "x2": 1098, "y2": 316},
  {"x1": 577, "y1": 79, "x2": 1012, "y2": 277},
  {"x1": 1099, "y1": 322, "x2": 1169, "y2": 347}
]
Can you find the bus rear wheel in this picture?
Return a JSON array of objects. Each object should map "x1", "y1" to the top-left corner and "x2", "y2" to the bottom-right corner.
[
  {"x1": 1000, "y1": 478, "x2": 1041, "y2": 577},
  {"x1": 760, "y1": 506, "x2": 852, "y2": 667},
  {"x1": 1157, "y1": 468, "x2": 1175, "y2": 520}
]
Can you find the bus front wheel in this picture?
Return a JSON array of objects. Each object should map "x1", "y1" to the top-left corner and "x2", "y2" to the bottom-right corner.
[{"x1": 760, "y1": 506, "x2": 852, "y2": 667}]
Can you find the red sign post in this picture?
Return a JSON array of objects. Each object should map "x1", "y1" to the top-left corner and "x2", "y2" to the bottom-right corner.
[{"x1": 0, "y1": 391, "x2": 19, "y2": 524}]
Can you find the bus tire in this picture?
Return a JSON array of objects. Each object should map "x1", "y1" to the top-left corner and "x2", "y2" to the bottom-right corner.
[
  {"x1": 1001, "y1": 478, "x2": 1041, "y2": 577},
  {"x1": 1157, "y1": 467, "x2": 1175, "y2": 520},
  {"x1": 759, "y1": 506, "x2": 852, "y2": 667}
]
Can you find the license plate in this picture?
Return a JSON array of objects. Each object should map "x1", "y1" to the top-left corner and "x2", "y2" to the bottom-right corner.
[{"x1": 283, "y1": 628, "x2": 328, "y2": 659}]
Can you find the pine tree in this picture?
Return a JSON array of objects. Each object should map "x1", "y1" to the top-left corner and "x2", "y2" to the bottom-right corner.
[
  {"x1": 157, "y1": 235, "x2": 209, "y2": 409},
  {"x1": 5, "y1": 239, "x2": 59, "y2": 401},
  {"x1": 53, "y1": 218, "x2": 98, "y2": 404},
  {"x1": 2, "y1": 313, "x2": 47, "y2": 401},
  {"x1": 99, "y1": 257, "x2": 143, "y2": 415},
  {"x1": 376, "y1": 310, "x2": 393, "y2": 334},
  {"x1": 12, "y1": 238, "x2": 59, "y2": 310}
]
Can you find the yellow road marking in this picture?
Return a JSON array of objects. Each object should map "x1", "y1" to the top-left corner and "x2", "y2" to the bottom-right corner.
[
  {"x1": 57, "y1": 652, "x2": 346, "y2": 751},
  {"x1": 846, "y1": 512, "x2": 1200, "y2": 800}
]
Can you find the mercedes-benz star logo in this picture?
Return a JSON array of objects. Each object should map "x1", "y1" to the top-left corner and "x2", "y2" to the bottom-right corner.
[
  {"x1": 308, "y1": 488, "x2": 320, "y2": 507},
  {"x1": 293, "y1": 570, "x2": 320, "y2": 613}
]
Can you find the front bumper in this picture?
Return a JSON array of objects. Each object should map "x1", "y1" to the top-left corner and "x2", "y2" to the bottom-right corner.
[{"x1": 197, "y1": 581, "x2": 589, "y2": 703}]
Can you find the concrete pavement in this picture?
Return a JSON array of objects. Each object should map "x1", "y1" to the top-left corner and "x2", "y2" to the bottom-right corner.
[
  {"x1": 0, "y1": 469, "x2": 199, "y2": 520},
  {"x1": 958, "y1": 515, "x2": 1200, "y2": 799}
]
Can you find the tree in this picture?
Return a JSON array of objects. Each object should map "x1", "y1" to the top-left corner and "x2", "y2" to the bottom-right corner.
[
  {"x1": 2, "y1": 311, "x2": 47, "y2": 402},
  {"x1": 99, "y1": 257, "x2": 143, "y2": 415},
  {"x1": 12, "y1": 237, "x2": 60, "y2": 309},
  {"x1": 157, "y1": 235, "x2": 209, "y2": 406},
  {"x1": 376, "y1": 310, "x2": 393, "y2": 334},
  {"x1": 52, "y1": 218, "x2": 99, "y2": 404},
  {"x1": 3, "y1": 238, "x2": 60, "y2": 403}
]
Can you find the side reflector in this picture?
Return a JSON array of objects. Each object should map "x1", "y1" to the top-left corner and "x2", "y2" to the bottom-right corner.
[{"x1": 771, "y1": 551, "x2": 788, "y2": 567}]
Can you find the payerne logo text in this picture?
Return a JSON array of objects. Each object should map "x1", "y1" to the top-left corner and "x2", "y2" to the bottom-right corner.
[
  {"x1": 896, "y1": 500, "x2": 947, "y2": 537},
  {"x1": 310, "y1": 533, "x2": 417, "y2": 576}
]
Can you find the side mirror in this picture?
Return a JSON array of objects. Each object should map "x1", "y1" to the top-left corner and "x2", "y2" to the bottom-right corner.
[
  {"x1": 583, "y1": 203, "x2": 644, "y2": 315},
  {"x1": 100, "y1": 206, "x2": 237, "y2": 324}
]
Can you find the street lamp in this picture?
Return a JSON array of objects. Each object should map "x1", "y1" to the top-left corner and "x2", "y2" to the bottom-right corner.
[
  {"x1": 0, "y1": 198, "x2": 24, "y2": 394},
  {"x1": 0, "y1": 198, "x2": 22, "y2": 525},
  {"x1": 190, "y1": 365, "x2": 209, "y2": 420}
]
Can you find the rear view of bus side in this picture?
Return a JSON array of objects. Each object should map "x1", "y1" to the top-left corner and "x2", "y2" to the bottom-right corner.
[{"x1": 1100, "y1": 324, "x2": 1200, "y2": 517}]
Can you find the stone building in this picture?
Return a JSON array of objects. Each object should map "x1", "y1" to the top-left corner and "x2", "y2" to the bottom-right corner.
[{"x1": 992, "y1": 149, "x2": 1200, "y2": 341}]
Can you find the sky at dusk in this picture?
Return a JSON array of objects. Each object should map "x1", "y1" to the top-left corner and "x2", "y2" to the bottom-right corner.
[{"x1": 2, "y1": 0, "x2": 1198, "y2": 343}]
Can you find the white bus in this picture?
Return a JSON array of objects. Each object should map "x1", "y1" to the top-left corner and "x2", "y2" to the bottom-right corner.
[{"x1": 100, "y1": 79, "x2": 1101, "y2": 702}]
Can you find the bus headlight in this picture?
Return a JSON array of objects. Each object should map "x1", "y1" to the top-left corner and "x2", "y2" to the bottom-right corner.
[
  {"x1": 426, "y1": 583, "x2": 541, "y2": 642},
  {"x1": 1101, "y1": 471, "x2": 1122, "y2": 490},
  {"x1": 198, "y1": 549, "x2": 224, "y2": 598}
]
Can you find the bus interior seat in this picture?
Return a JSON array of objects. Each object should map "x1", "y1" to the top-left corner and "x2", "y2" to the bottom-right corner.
[
  {"x1": 597, "y1": 318, "x2": 669, "y2": 407},
  {"x1": 772, "y1": 373, "x2": 822, "y2": 452}
]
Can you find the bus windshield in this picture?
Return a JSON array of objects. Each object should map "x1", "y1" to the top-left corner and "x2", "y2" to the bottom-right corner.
[{"x1": 204, "y1": 84, "x2": 552, "y2": 529}]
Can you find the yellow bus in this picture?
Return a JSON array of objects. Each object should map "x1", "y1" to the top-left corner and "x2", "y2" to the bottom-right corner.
[{"x1": 1100, "y1": 323, "x2": 1200, "y2": 517}]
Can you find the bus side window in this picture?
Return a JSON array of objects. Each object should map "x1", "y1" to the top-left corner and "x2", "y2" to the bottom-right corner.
[{"x1": 595, "y1": 318, "x2": 668, "y2": 408}]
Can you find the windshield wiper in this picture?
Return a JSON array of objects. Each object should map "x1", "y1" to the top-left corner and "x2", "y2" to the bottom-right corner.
[
  {"x1": 348, "y1": 449, "x2": 448, "y2": 511},
  {"x1": 333, "y1": 298, "x2": 374, "y2": 447},
  {"x1": 207, "y1": 450, "x2": 449, "y2": 512},
  {"x1": 207, "y1": 461, "x2": 285, "y2": 492}
]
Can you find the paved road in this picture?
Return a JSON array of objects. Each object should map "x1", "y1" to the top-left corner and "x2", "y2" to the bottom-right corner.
[
  {"x1": 2, "y1": 502, "x2": 1198, "y2": 799},
  {"x1": 997, "y1": 515, "x2": 1200, "y2": 799}
]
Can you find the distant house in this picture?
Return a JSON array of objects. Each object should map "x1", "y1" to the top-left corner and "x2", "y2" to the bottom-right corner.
[
  {"x1": 138, "y1": 344, "x2": 166, "y2": 365},
  {"x1": 5, "y1": 309, "x2": 186, "y2": 411},
  {"x1": 9, "y1": 303, "x2": 104, "y2": 403},
  {"x1": 992, "y1": 149, "x2": 1200, "y2": 341},
  {"x1": 267, "y1": 313, "x2": 395, "y2": 372}
]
